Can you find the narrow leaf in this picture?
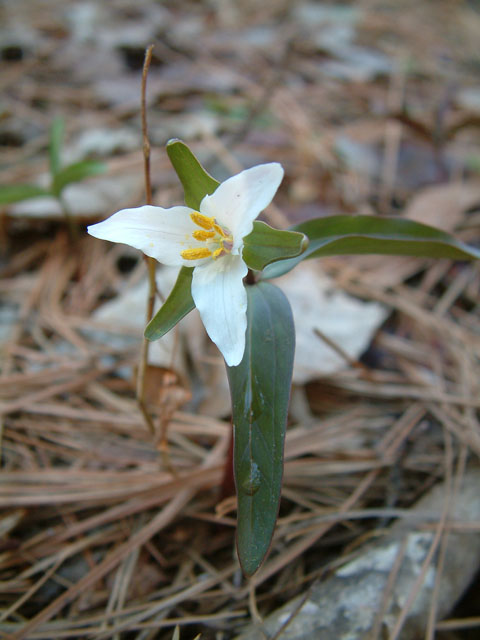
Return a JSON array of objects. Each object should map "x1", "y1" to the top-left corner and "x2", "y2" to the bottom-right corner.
[
  {"x1": 263, "y1": 215, "x2": 480, "y2": 279},
  {"x1": 49, "y1": 116, "x2": 64, "y2": 178},
  {"x1": 145, "y1": 267, "x2": 195, "y2": 341},
  {"x1": 242, "y1": 221, "x2": 308, "y2": 271},
  {"x1": 0, "y1": 184, "x2": 51, "y2": 205},
  {"x1": 166, "y1": 139, "x2": 219, "y2": 209},
  {"x1": 51, "y1": 160, "x2": 106, "y2": 197},
  {"x1": 227, "y1": 282, "x2": 295, "y2": 576}
]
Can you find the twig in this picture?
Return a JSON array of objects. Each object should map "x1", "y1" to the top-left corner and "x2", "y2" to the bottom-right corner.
[
  {"x1": 425, "y1": 439, "x2": 466, "y2": 640},
  {"x1": 378, "y1": 60, "x2": 406, "y2": 215},
  {"x1": 313, "y1": 327, "x2": 368, "y2": 371},
  {"x1": 141, "y1": 49, "x2": 154, "y2": 208},
  {"x1": 389, "y1": 427, "x2": 454, "y2": 640},
  {"x1": 136, "y1": 44, "x2": 156, "y2": 435}
]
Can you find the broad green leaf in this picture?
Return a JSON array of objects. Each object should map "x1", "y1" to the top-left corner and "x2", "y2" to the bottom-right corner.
[
  {"x1": 51, "y1": 160, "x2": 106, "y2": 197},
  {"x1": 166, "y1": 138, "x2": 219, "y2": 210},
  {"x1": 49, "y1": 116, "x2": 64, "y2": 178},
  {"x1": 166, "y1": 140, "x2": 307, "y2": 269},
  {"x1": 227, "y1": 282, "x2": 295, "y2": 576},
  {"x1": 144, "y1": 267, "x2": 194, "y2": 341},
  {"x1": 263, "y1": 215, "x2": 480, "y2": 279},
  {"x1": 0, "y1": 184, "x2": 51, "y2": 205},
  {"x1": 242, "y1": 221, "x2": 308, "y2": 271},
  {"x1": 157, "y1": 140, "x2": 220, "y2": 332},
  {"x1": 151, "y1": 140, "x2": 220, "y2": 334}
]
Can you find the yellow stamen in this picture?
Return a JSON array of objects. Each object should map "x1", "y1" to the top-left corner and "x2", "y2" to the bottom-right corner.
[
  {"x1": 213, "y1": 223, "x2": 228, "y2": 238},
  {"x1": 212, "y1": 247, "x2": 224, "y2": 259},
  {"x1": 192, "y1": 229, "x2": 215, "y2": 241},
  {"x1": 190, "y1": 212, "x2": 215, "y2": 230},
  {"x1": 181, "y1": 247, "x2": 212, "y2": 260}
]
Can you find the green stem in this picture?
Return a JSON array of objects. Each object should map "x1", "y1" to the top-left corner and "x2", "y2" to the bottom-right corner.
[{"x1": 59, "y1": 194, "x2": 78, "y2": 242}]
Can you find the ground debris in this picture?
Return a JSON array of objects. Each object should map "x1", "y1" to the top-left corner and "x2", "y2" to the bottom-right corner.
[
  {"x1": 1, "y1": 0, "x2": 479, "y2": 638},
  {"x1": 237, "y1": 470, "x2": 480, "y2": 640}
]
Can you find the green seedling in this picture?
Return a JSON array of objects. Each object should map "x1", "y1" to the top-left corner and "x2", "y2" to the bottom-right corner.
[{"x1": 0, "y1": 116, "x2": 106, "y2": 236}]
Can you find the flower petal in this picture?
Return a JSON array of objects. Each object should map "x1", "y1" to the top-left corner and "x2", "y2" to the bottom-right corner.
[
  {"x1": 199, "y1": 163, "x2": 284, "y2": 251},
  {"x1": 87, "y1": 205, "x2": 211, "y2": 267},
  {"x1": 191, "y1": 254, "x2": 248, "y2": 366}
]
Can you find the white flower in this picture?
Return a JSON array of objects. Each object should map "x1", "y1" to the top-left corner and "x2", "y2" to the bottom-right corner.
[{"x1": 87, "y1": 163, "x2": 284, "y2": 366}]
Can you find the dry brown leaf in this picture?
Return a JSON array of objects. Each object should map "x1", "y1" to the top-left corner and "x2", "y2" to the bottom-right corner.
[{"x1": 405, "y1": 181, "x2": 480, "y2": 231}]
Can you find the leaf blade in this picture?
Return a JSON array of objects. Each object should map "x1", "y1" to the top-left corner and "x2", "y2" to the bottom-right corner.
[
  {"x1": 0, "y1": 184, "x2": 51, "y2": 205},
  {"x1": 227, "y1": 282, "x2": 295, "y2": 576},
  {"x1": 144, "y1": 267, "x2": 195, "y2": 341},
  {"x1": 49, "y1": 116, "x2": 64, "y2": 178},
  {"x1": 51, "y1": 160, "x2": 106, "y2": 197},
  {"x1": 242, "y1": 221, "x2": 308, "y2": 271},
  {"x1": 166, "y1": 139, "x2": 219, "y2": 210},
  {"x1": 263, "y1": 215, "x2": 480, "y2": 279}
]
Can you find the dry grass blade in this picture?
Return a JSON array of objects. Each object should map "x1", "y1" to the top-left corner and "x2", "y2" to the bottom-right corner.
[{"x1": 1, "y1": 1, "x2": 480, "y2": 637}]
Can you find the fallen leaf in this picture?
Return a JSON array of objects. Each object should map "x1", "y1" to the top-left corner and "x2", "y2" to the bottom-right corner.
[
  {"x1": 277, "y1": 262, "x2": 388, "y2": 385},
  {"x1": 405, "y1": 181, "x2": 480, "y2": 230},
  {"x1": 9, "y1": 174, "x2": 143, "y2": 220}
]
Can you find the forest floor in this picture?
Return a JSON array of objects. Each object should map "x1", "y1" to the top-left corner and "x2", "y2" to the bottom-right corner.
[{"x1": 1, "y1": 1, "x2": 480, "y2": 638}]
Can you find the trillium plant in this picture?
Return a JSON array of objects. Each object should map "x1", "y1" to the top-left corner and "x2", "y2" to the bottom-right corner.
[
  {"x1": 88, "y1": 139, "x2": 480, "y2": 576},
  {"x1": 89, "y1": 161, "x2": 284, "y2": 367}
]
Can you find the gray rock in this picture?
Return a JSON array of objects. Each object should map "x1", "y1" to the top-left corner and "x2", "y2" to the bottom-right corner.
[{"x1": 237, "y1": 469, "x2": 480, "y2": 639}]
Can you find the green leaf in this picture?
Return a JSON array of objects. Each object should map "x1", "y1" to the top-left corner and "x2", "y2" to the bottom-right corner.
[
  {"x1": 49, "y1": 116, "x2": 64, "y2": 178},
  {"x1": 263, "y1": 215, "x2": 480, "y2": 279},
  {"x1": 242, "y1": 221, "x2": 308, "y2": 271},
  {"x1": 144, "y1": 267, "x2": 195, "y2": 341},
  {"x1": 0, "y1": 184, "x2": 51, "y2": 205},
  {"x1": 227, "y1": 282, "x2": 295, "y2": 576},
  {"x1": 147, "y1": 140, "x2": 219, "y2": 336},
  {"x1": 51, "y1": 160, "x2": 106, "y2": 197},
  {"x1": 166, "y1": 138, "x2": 219, "y2": 209},
  {"x1": 166, "y1": 140, "x2": 307, "y2": 271}
]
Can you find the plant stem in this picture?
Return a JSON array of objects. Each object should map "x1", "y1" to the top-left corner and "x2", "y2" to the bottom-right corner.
[
  {"x1": 136, "y1": 44, "x2": 156, "y2": 435},
  {"x1": 245, "y1": 269, "x2": 256, "y2": 285},
  {"x1": 59, "y1": 194, "x2": 78, "y2": 242}
]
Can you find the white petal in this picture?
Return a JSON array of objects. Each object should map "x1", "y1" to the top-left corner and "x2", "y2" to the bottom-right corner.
[
  {"x1": 199, "y1": 163, "x2": 284, "y2": 250},
  {"x1": 191, "y1": 255, "x2": 248, "y2": 366},
  {"x1": 87, "y1": 205, "x2": 211, "y2": 267}
]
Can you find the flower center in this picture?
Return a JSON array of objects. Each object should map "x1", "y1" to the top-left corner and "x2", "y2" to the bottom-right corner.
[{"x1": 181, "y1": 212, "x2": 233, "y2": 261}]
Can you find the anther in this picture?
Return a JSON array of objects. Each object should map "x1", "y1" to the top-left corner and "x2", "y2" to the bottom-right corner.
[
  {"x1": 192, "y1": 230, "x2": 215, "y2": 241},
  {"x1": 181, "y1": 248, "x2": 212, "y2": 260},
  {"x1": 190, "y1": 212, "x2": 215, "y2": 230},
  {"x1": 213, "y1": 223, "x2": 228, "y2": 238},
  {"x1": 212, "y1": 247, "x2": 225, "y2": 260}
]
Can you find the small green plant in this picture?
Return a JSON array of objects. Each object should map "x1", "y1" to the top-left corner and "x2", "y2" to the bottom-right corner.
[
  {"x1": 88, "y1": 139, "x2": 480, "y2": 576},
  {"x1": 0, "y1": 117, "x2": 106, "y2": 235}
]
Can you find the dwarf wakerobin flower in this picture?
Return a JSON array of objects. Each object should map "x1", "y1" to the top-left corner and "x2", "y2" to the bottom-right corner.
[{"x1": 87, "y1": 163, "x2": 284, "y2": 366}]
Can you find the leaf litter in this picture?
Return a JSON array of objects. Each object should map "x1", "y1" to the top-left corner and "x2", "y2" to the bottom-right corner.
[{"x1": 1, "y1": 0, "x2": 480, "y2": 638}]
